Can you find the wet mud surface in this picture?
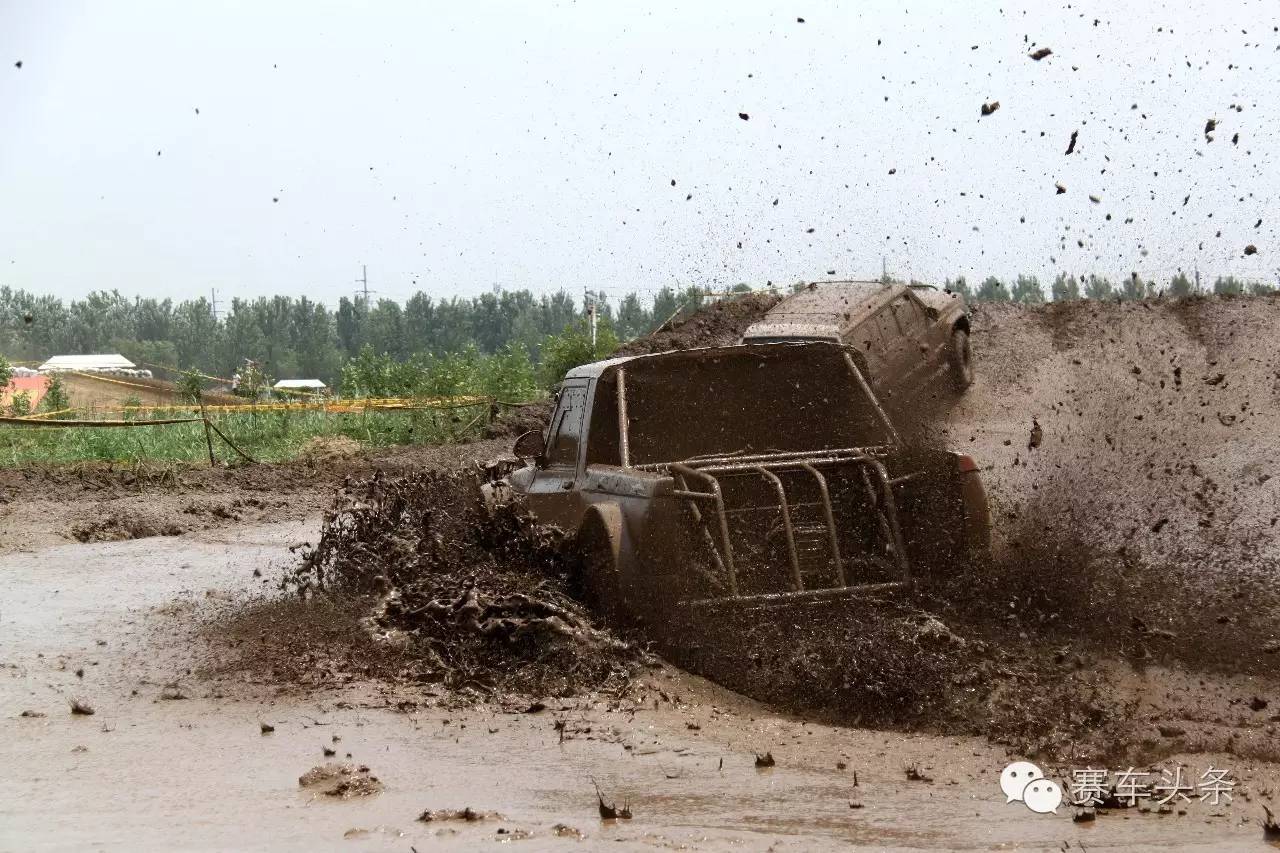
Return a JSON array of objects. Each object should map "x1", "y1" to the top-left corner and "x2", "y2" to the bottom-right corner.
[{"x1": 5, "y1": 522, "x2": 1280, "y2": 851}]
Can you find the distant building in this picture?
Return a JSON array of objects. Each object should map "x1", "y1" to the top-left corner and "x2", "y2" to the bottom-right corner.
[{"x1": 273, "y1": 379, "x2": 328, "y2": 393}]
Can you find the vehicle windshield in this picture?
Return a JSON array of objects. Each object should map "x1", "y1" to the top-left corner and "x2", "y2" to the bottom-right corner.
[{"x1": 598, "y1": 344, "x2": 891, "y2": 466}]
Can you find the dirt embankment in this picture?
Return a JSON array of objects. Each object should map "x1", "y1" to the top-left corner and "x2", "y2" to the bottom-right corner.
[
  {"x1": 613, "y1": 291, "x2": 782, "y2": 356},
  {"x1": 948, "y1": 295, "x2": 1280, "y2": 676},
  {"x1": 0, "y1": 438, "x2": 512, "y2": 552}
]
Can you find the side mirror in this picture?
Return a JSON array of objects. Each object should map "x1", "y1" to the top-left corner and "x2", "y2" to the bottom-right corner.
[{"x1": 512, "y1": 429, "x2": 545, "y2": 463}]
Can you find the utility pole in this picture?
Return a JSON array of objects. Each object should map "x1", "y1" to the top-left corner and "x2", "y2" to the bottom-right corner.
[
  {"x1": 210, "y1": 288, "x2": 219, "y2": 320},
  {"x1": 881, "y1": 256, "x2": 887, "y2": 282},
  {"x1": 355, "y1": 265, "x2": 372, "y2": 305},
  {"x1": 1194, "y1": 263, "x2": 1201, "y2": 294},
  {"x1": 584, "y1": 287, "x2": 598, "y2": 349}
]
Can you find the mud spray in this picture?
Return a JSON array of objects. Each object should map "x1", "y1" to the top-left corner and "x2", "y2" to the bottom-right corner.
[{"x1": 282, "y1": 293, "x2": 1280, "y2": 763}]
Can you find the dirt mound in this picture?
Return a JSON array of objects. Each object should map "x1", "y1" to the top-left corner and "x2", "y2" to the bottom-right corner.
[
  {"x1": 484, "y1": 399, "x2": 552, "y2": 440},
  {"x1": 298, "y1": 435, "x2": 362, "y2": 461},
  {"x1": 613, "y1": 291, "x2": 781, "y2": 356},
  {"x1": 72, "y1": 509, "x2": 186, "y2": 542},
  {"x1": 284, "y1": 468, "x2": 641, "y2": 698},
  {"x1": 937, "y1": 294, "x2": 1280, "y2": 675}
]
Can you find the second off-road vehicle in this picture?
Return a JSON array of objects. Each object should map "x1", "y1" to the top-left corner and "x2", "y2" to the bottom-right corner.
[{"x1": 740, "y1": 280, "x2": 974, "y2": 397}]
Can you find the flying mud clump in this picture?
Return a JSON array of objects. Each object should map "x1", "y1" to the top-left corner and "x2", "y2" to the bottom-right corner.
[{"x1": 286, "y1": 468, "x2": 642, "y2": 698}]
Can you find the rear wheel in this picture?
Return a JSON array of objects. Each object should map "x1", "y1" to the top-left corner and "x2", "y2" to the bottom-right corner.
[{"x1": 947, "y1": 328, "x2": 974, "y2": 391}]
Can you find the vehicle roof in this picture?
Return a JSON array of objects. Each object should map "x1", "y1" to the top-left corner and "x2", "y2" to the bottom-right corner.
[
  {"x1": 755, "y1": 281, "x2": 895, "y2": 324},
  {"x1": 740, "y1": 322, "x2": 842, "y2": 340},
  {"x1": 562, "y1": 340, "x2": 863, "y2": 381}
]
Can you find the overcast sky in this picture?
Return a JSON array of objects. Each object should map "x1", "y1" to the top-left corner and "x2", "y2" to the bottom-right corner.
[{"x1": 1, "y1": 0, "x2": 1276, "y2": 308}]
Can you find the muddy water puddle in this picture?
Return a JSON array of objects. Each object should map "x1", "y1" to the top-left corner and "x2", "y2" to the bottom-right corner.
[{"x1": 2, "y1": 523, "x2": 1276, "y2": 850}]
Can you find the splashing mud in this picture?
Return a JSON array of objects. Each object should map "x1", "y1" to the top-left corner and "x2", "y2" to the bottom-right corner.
[
  {"x1": 284, "y1": 468, "x2": 642, "y2": 698},
  {"x1": 267, "y1": 293, "x2": 1280, "y2": 763}
]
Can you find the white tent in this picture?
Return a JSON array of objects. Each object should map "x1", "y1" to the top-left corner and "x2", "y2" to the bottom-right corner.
[
  {"x1": 38, "y1": 354, "x2": 136, "y2": 372},
  {"x1": 273, "y1": 379, "x2": 328, "y2": 391}
]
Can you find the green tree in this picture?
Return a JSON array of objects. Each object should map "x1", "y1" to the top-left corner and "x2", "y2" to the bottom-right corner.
[
  {"x1": 1120, "y1": 274, "x2": 1151, "y2": 301},
  {"x1": 1168, "y1": 272, "x2": 1194, "y2": 297},
  {"x1": 39, "y1": 373, "x2": 70, "y2": 414},
  {"x1": 1084, "y1": 275, "x2": 1115, "y2": 300},
  {"x1": 1011, "y1": 275, "x2": 1045, "y2": 304},
  {"x1": 178, "y1": 370, "x2": 204, "y2": 404},
  {"x1": 651, "y1": 287, "x2": 680, "y2": 331},
  {"x1": 538, "y1": 320, "x2": 619, "y2": 388},
  {"x1": 335, "y1": 296, "x2": 366, "y2": 357},
  {"x1": 0, "y1": 354, "x2": 11, "y2": 390},
  {"x1": 615, "y1": 292, "x2": 651, "y2": 340},
  {"x1": 365, "y1": 299, "x2": 407, "y2": 358},
  {"x1": 1051, "y1": 274, "x2": 1081, "y2": 301},
  {"x1": 8, "y1": 390, "x2": 31, "y2": 417},
  {"x1": 1213, "y1": 276, "x2": 1245, "y2": 295},
  {"x1": 975, "y1": 277, "x2": 1010, "y2": 302},
  {"x1": 944, "y1": 276, "x2": 971, "y2": 297},
  {"x1": 171, "y1": 298, "x2": 222, "y2": 374}
]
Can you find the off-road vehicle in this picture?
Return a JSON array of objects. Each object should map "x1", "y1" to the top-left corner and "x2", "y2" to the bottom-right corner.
[
  {"x1": 492, "y1": 341, "x2": 990, "y2": 623},
  {"x1": 740, "y1": 281, "x2": 974, "y2": 396}
]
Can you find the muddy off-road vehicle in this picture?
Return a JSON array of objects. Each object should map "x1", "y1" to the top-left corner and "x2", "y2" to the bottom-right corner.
[
  {"x1": 491, "y1": 341, "x2": 990, "y2": 623},
  {"x1": 740, "y1": 281, "x2": 974, "y2": 396}
]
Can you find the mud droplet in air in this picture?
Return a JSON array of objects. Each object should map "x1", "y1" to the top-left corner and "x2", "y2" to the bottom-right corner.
[
  {"x1": 1244, "y1": 245, "x2": 1257, "y2": 256},
  {"x1": 1065, "y1": 130, "x2": 1078, "y2": 155},
  {"x1": 980, "y1": 101, "x2": 1000, "y2": 116},
  {"x1": 738, "y1": 112, "x2": 750, "y2": 121},
  {"x1": 1029, "y1": 47, "x2": 1053, "y2": 60}
]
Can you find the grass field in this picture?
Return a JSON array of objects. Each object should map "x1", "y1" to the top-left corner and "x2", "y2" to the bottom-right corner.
[{"x1": 0, "y1": 404, "x2": 500, "y2": 466}]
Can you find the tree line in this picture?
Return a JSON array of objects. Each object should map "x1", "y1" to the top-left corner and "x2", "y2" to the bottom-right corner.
[
  {"x1": 941, "y1": 272, "x2": 1275, "y2": 303},
  {"x1": 0, "y1": 273, "x2": 1273, "y2": 393},
  {"x1": 0, "y1": 285, "x2": 720, "y2": 389}
]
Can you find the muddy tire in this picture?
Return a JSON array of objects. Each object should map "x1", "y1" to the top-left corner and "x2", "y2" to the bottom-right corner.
[
  {"x1": 947, "y1": 328, "x2": 974, "y2": 391},
  {"x1": 577, "y1": 514, "x2": 625, "y2": 624}
]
